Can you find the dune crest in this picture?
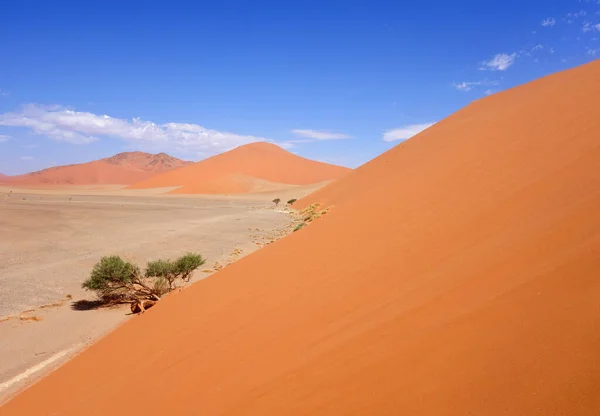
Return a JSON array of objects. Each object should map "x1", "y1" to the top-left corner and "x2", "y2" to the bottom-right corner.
[
  {"x1": 2, "y1": 61, "x2": 600, "y2": 415},
  {"x1": 2, "y1": 152, "x2": 191, "y2": 186},
  {"x1": 127, "y1": 142, "x2": 350, "y2": 194}
]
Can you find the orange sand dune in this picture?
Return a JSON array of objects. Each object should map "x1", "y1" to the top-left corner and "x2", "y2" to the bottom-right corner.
[
  {"x1": 3, "y1": 61, "x2": 600, "y2": 415},
  {"x1": 3, "y1": 152, "x2": 190, "y2": 186},
  {"x1": 127, "y1": 142, "x2": 350, "y2": 194}
]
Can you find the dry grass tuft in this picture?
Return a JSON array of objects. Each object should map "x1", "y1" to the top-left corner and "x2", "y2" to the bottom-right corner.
[
  {"x1": 40, "y1": 301, "x2": 63, "y2": 309},
  {"x1": 19, "y1": 315, "x2": 43, "y2": 322}
]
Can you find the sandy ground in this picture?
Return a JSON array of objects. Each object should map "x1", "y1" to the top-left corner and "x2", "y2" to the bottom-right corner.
[{"x1": 0, "y1": 184, "x2": 317, "y2": 403}]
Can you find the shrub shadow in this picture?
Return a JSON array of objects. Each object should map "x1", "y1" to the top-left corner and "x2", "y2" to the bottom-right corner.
[{"x1": 70, "y1": 299, "x2": 106, "y2": 311}]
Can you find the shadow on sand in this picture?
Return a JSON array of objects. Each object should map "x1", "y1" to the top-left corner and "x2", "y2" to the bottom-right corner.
[{"x1": 70, "y1": 299, "x2": 106, "y2": 311}]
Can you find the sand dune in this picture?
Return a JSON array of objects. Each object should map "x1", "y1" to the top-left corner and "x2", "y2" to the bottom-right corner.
[
  {"x1": 2, "y1": 61, "x2": 600, "y2": 415},
  {"x1": 2, "y1": 152, "x2": 190, "y2": 186},
  {"x1": 127, "y1": 142, "x2": 350, "y2": 194}
]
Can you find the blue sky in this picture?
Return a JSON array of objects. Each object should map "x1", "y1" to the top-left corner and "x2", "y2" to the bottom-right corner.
[{"x1": 0, "y1": 0, "x2": 599, "y2": 175}]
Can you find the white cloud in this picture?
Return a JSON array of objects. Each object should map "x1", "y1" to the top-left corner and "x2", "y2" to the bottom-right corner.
[
  {"x1": 588, "y1": 47, "x2": 599, "y2": 56},
  {"x1": 277, "y1": 142, "x2": 295, "y2": 149},
  {"x1": 0, "y1": 134, "x2": 10, "y2": 142},
  {"x1": 290, "y1": 129, "x2": 352, "y2": 140},
  {"x1": 0, "y1": 104, "x2": 275, "y2": 156},
  {"x1": 454, "y1": 81, "x2": 481, "y2": 92},
  {"x1": 383, "y1": 123, "x2": 435, "y2": 142},
  {"x1": 484, "y1": 89, "x2": 495, "y2": 96},
  {"x1": 567, "y1": 10, "x2": 587, "y2": 18},
  {"x1": 541, "y1": 17, "x2": 556, "y2": 27},
  {"x1": 480, "y1": 53, "x2": 517, "y2": 71},
  {"x1": 453, "y1": 79, "x2": 499, "y2": 92},
  {"x1": 582, "y1": 21, "x2": 600, "y2": 32},
  {"x1": 20, "y1": 156, "x2": 34, "y2": 161},
  {"x1": 531, "y1": 44, "x2": 544, "y2": 52}
]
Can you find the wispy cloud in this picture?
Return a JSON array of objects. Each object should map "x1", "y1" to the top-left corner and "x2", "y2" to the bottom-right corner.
[
  {"x1": 0, "y1": 134, "x2": 10, "y2": 142},
  {"x1": 0, "y1": 104, "x2": 276, "y2": 156},
  {"x1": 568, "y1": 10, "x2": 587, "y2": 19},
  {"x1": 20, "y1": 156, "x2": 34, "y2": 161},
  {"x1": 480, "y1": 53, "x2": 517, "y2": 71},
  {"x1": 531, "y1": 44, "x2": 544, "y2": 52},
  {"x1": 453, "y1": 81, "x2": 481, "y2": 92},
  {"x1": 541, "y1": 17, "x2": 556, "y2": 27},
  {"x1": 290, "y1": 129, "x2": 352, "y2": 140},
  {"x1": 484, "y1": 89, "x2": 495, "y2": 96},
  {"x1": 383, "y1": 123, "x2": 435, "y2": 142},
  {"x1": 453, "y1": 79, "x2": 499, "y2": 92},
  {"x1": 582, "y1": 22, "x2": 593, "y2": 32}
]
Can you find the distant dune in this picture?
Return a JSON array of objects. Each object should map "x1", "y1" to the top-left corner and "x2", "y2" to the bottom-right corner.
[
  {"x1": 2, "y1": 152, "x2": 191, "y2": 186},
  {"x1": 127, "y1": 142, "x2": 351, "y2": 194},
  {"x1": 3, "y1": 61, "x2": 600, "y2": 415}
]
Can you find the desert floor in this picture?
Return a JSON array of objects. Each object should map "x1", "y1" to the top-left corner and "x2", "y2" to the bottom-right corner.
[{"x1": 0, "y1": 184, "x2": 318, "y2": 403}]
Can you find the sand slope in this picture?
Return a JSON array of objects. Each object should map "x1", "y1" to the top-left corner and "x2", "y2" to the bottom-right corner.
[
  {"x1": 2, "y1": 61, "x2": 600, "y2": 415},
  {"x1": 2, "y1": 152, "x2": 190, "y2": 186},
  {"x1": 127, "y1": 142, "x2": 350, "y2": 194}
]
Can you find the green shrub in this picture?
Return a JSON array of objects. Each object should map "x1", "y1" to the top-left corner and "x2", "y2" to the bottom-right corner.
[
  {"x1": 174, "y1": 252, "x2": 205, "y2": 281},
  {"x1": 82, "y1": 256, "x2": 140, "y2": 301},
  {"x1": 83, "y1": 252, "x2": 205, "y2": 306},
  {"x1": 293, "y1": 222, "x2": 306, "y2": 232},
  {"x1": 152, "y1": 276, "x2": 171, "y2": 297},
  {"x1": 146, "y1": 259, "x2": 177, "y2": 288}
]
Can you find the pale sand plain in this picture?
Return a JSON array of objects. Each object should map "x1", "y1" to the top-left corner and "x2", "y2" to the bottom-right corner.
[{"x1": 0, "y1": 183, "x2": 322, "y2": 403}]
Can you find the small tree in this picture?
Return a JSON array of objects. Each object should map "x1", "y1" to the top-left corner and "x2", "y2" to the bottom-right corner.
[
  {"x1": 146, "y1": 252, "x2": 205, "y2": 289},
  {"x1": 83, "y1": 253, "x2": 205, "y2": 307},
  {"x1": 82, "y1": 256, "x2": 157, "y2": 304},
  {"x1": 287, "y1": 198, "x2": 297, "y2": 205},
  {"x1": 145, "y1": 259, "x2": 177, "y2": 289},
  {"x1": 174, "y1": 252, "x2": 205, "y2": 282},
  {"x1": 272, "y1": 198, "x2": 281, "y2": 206}
]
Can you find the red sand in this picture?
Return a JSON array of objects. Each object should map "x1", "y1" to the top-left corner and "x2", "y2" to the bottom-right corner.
[
  {"x1": 127, "y1": 142, "x2": 350, "y2": 194},
  {"x1": 2, "y1": 61, "x2": 600, "y2": 415},
  {"x1": 2, "y1": 152, "x2": 190, "y2": 186}
]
